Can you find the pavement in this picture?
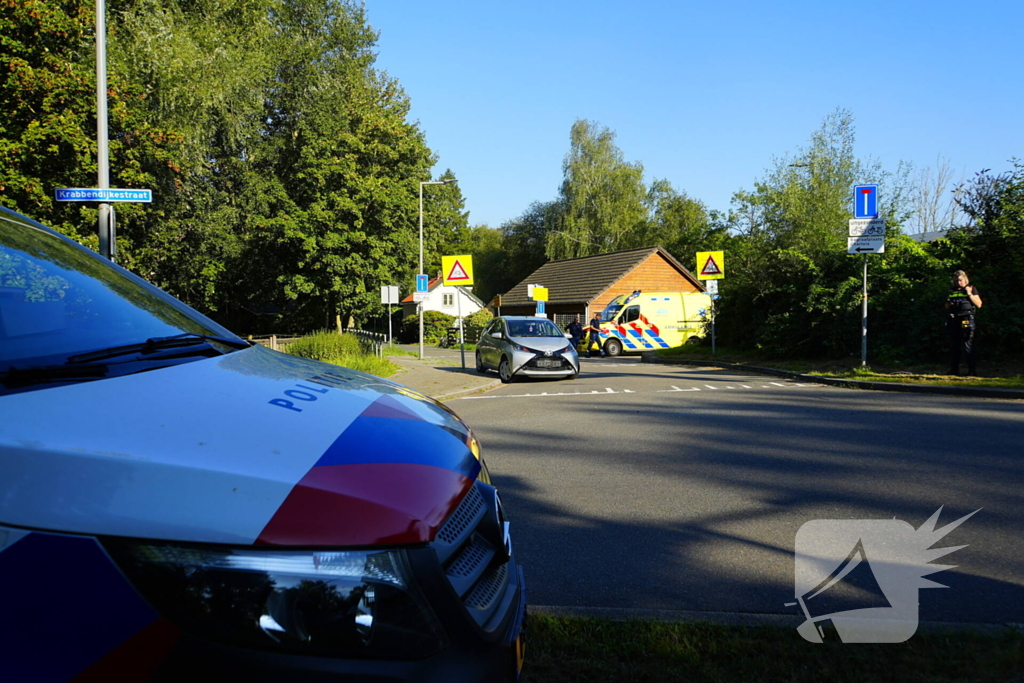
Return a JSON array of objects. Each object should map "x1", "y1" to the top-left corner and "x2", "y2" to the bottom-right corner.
[
  {"x1": 385, "y1": 343, "x2": 1024, "y2": 402},
  {"x1": 385, "y1": 344, "x2": 501, "y2": 401}
]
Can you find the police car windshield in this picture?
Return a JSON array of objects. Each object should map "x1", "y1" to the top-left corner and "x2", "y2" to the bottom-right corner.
[
  {"x1": 506, "y1": 320, "x2": 563, "y2": 337},
  {"x1": 599, "y1": 306, "x2": 621, "y2": 323},
  {"x1": 0, "y1": 209, "x2": 240, "y2": 368}
]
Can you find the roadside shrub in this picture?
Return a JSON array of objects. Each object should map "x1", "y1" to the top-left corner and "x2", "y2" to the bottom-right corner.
[
  {"x1": 401, "y1": 311, "x2": 456, "y2": 343},
  {"x1": 463, "y1": 308, "x2": 493, "y2": 328},
  {"x1": 285, "y1": 330, "x2": 362, "y2": 361}
]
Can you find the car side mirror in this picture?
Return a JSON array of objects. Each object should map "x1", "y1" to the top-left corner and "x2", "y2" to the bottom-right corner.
[
  {"x1": 491, "y1": 332, "x2": 503, "y2": 339},
  {"x1": 564, "y1": 332, "x2": 572, "y2": 338}
]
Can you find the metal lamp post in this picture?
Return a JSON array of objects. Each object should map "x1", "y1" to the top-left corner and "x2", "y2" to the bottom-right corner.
[{"x1": 418, "y1": 178, "x2": 458, "y2": 360}]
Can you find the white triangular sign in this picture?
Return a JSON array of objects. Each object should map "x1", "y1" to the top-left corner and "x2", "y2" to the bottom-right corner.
[
  {"x1": 700, "y1": 256, "x2": 722, "y2": 276},
  {"x1": 447, "y1": 260, "x2": 469, "y2": 281}
]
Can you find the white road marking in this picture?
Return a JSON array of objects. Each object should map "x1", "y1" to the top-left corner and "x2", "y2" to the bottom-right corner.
[{"x1": 459, "y1": 381, "x2": 826, "y2": 400}]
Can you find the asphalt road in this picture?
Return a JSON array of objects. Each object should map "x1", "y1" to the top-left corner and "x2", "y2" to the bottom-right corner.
[{"x1": 450, "y1": 357, "x2": 1024, "y2": 625}]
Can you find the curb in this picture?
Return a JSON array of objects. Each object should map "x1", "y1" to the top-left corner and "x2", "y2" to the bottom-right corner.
[
  {"x1": 433, "y1": 379, "x2": 502, "y2": 402},
  {"x1": 640, "y1": 355, "x2": 1024, "y2": 400}
]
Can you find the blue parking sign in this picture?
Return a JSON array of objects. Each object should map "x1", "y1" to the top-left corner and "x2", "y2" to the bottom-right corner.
[{"x1": 854, "y1": 185, "x2": 878, "y2": 218}]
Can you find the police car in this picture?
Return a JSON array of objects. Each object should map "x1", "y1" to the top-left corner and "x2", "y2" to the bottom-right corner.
[{"x1": 0, "y1": 206, "x2": 525, "y2": 681}]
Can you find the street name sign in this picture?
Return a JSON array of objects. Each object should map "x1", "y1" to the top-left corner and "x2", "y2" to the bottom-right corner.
[
  {"x1": 413, "y1": 292, "x2": 429, "y2": 302},
  {"x1": 848, "y1": 218, "x2": 886, "y2": 237},
  {"x1": 853, "y1": 184, "x2": 878, "y2": 218},
  {"x1": 848, "y1": 235, "x2": 885, "y2": 254},
  {"x1": 56, "y1": 188, "x2": 152, "y2": 203}
]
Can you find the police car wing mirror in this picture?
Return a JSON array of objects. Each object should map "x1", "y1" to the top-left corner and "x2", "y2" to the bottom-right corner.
[{"x1": 491, "y1": 332, "x2": 503, "y2": 339}]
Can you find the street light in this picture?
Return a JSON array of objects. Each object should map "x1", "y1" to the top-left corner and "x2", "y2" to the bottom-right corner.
[{"x1": 418, "y1": 178, "x2": 458, "y2": 360}]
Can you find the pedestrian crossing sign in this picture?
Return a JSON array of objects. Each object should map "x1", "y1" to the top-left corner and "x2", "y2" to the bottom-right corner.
[
  {"x1": 696, "y1": 251, "x2": 725, "y2": 280},
  {"x1": 442, "y1": 254, "x2": 474, "y2": 286}
]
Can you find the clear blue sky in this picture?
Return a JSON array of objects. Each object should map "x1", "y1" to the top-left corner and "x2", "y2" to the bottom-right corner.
[{"x1": 365, "y1": 0, "x2": 1022, "y2": 229}]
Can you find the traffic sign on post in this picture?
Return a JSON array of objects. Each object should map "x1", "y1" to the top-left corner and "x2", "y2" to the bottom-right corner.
[
  {"x1": 416, "y1": 274, "x2": 429, "y2": 292},
  {"x1": 441, "y1": 255, "x2": 474, "y2": 286},
  {"x1": 854, "y1": 185, "x2": 878, "y2": 218},
  {"x1": 848, "y1": 235, "x2": 885, "y2": 254},
  {"x1": 531, "y1": 287, "x2": 548, "y2": 302},
  {"x1": 695, "y1": 251, "x2": 725, "y2": 280},
  {"x1": 849, "y1": 218, "x2": 886, "y2": 237}
]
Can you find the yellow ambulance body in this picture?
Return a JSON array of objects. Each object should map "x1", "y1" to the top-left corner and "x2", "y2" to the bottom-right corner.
[{"x1": 591, "y1": 290, "x2": 712, "y2": 356}]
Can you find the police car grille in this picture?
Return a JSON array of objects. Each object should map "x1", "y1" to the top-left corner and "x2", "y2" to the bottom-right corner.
[
  {"x1": 447, "y1": 535, "x2": 491, "y2": 578},
  {"x1": 464, "y1": 563, "x2": 508, "y2": 610},
  {"x1": 436, "y1": 485, "x2": 484, "y2": 545}
]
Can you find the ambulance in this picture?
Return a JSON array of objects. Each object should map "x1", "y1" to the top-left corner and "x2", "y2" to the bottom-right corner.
[
  {"x1": 592, "y1": 290, "x2": 712, "y2": 356},
  {"x1": 0, "y1": 206, "x2": 525, "y2": 682}
]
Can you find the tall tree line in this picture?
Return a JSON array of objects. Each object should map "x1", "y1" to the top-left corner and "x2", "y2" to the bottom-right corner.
[{"x1": 1, "y1": 0, "x2": 473, "y2": 331}]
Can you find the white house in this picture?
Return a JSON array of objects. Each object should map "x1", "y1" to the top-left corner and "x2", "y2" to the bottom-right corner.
[{"x1": 400, "y1": 276, "x2": 485, "y2": 319}]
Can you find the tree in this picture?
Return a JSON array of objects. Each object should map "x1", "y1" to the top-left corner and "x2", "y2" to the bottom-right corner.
[
  {"x1": 718, "y1": 109, "x2": 914, "y2": 357},
  {"x1": 546, "y1": 119, "x2": 647, "y2": 260},
  {"x1": 464, "y1": 224, "x2": 506, "y2": 304},
  {"x1": 935, "y1": 161, "x2": 1024, "y2": 357},
  {"x1": 499, "y1": 200, "x2": 558, "y2": 294},
  {"x1": 422, "y1": 169, "x2": 472, "y2": 278},
  {"x1": 909, "y1": 156, "x2": 964, "y2": 234},
  {"x1": 0, "y1": 0, "x2": 177, "y2": 252},
  {"x1": 631, "y1": 179, "x2": 730, "y2": 263}
]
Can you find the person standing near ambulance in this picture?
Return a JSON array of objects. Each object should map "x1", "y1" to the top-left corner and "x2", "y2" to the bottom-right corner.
[
  {"x1": 566, "y1": 316, "x2": 584, "y2": 352},
  {"x1": 945, "y1": 269, "x2": 982, "y2": 376},
  {"x1": 586, "y1": 312, "x2": 603, "y2": 358}
]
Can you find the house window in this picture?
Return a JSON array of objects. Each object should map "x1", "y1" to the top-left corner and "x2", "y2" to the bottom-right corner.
[{"x1": 443, "y1": 294, "x2": 454, "y2": 307}]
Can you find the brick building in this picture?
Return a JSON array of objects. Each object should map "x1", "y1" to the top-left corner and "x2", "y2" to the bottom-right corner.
[{"x1": 495, "y1": 247, "x2": 705, "y2": 326}]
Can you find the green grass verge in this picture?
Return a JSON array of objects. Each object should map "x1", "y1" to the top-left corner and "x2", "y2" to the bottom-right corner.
[
  {"x1": 383, "y1": 345, "x2": 419, "y2": 357},
  {"x1": 324, "y1": 354, "x2": 399, "y2": 377},
  {"x1": 524, "y1": 615, "x2": 1023, "y2": 683},
  {"x1": 654, "y1": 345, "x2": 1024, "y2": 390}
]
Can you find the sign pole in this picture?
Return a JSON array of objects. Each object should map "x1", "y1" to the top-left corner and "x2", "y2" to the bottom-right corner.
[
  {"x1": 712, "y1": 298, "x2": 717, "y2": 357},
  {"x1": 861, "y1": 255, "x2": 868, "y2": 367},
  {"x1": 457, "y1": 286, "x2": 465, "y2": 369},
  {"x1": 95, "y1": 0, "x2": 113, "y2": 260}
]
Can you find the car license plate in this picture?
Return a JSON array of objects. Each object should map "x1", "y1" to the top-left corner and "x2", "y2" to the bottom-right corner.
[{"x1": 536, "y1": 359, "x2": 559, "y2": 368}]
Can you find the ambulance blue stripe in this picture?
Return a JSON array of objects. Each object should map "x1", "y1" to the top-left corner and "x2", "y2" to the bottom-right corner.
[
  {"x1": 628, "y1": 329, "x2": 654, "y2": 348},
  {"x1": 611, "y1": 330, "x2": 638, "y2": 349}
]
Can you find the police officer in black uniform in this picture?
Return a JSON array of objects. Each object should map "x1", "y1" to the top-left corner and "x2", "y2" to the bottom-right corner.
[{"x1": 945, "y1": 269, "x2": 983, "y2": 376}]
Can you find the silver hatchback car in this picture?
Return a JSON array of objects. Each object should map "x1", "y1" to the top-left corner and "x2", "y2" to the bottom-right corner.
[{"x1": 476, "y1": 316, "x2": 580, "y2": 383}]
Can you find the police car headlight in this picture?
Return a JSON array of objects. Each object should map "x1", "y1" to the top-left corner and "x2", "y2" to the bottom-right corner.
[{"x1": 108, "y1": 542, "x2": 446, "y2": 658}]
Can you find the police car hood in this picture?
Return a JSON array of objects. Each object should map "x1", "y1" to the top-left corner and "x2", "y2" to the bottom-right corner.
[{"x1": 0, "y1": 345, "x2": 480, "y2": 546}]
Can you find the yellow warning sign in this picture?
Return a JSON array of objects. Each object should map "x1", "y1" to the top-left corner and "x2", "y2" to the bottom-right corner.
[
  {"x1": 441, "y1": 254, "x2": 474, "y2": 286},
  {"x1": 532, "y1": 287, "x2": 549, "y2": 302},
  {"x1": 696, "y1": 251, "x2": 725, "y2": 280}
]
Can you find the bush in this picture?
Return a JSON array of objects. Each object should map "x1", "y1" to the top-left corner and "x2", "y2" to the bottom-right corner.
[
  {"x1": 401, "y1": 311, "x2": 456, "y2": 343},
  {"x1": 285, "y1": 330, "x2": 362, "y2": 361},
  {"x1": 463, "y1": 308, "x2": 493, "y2": 328}
]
